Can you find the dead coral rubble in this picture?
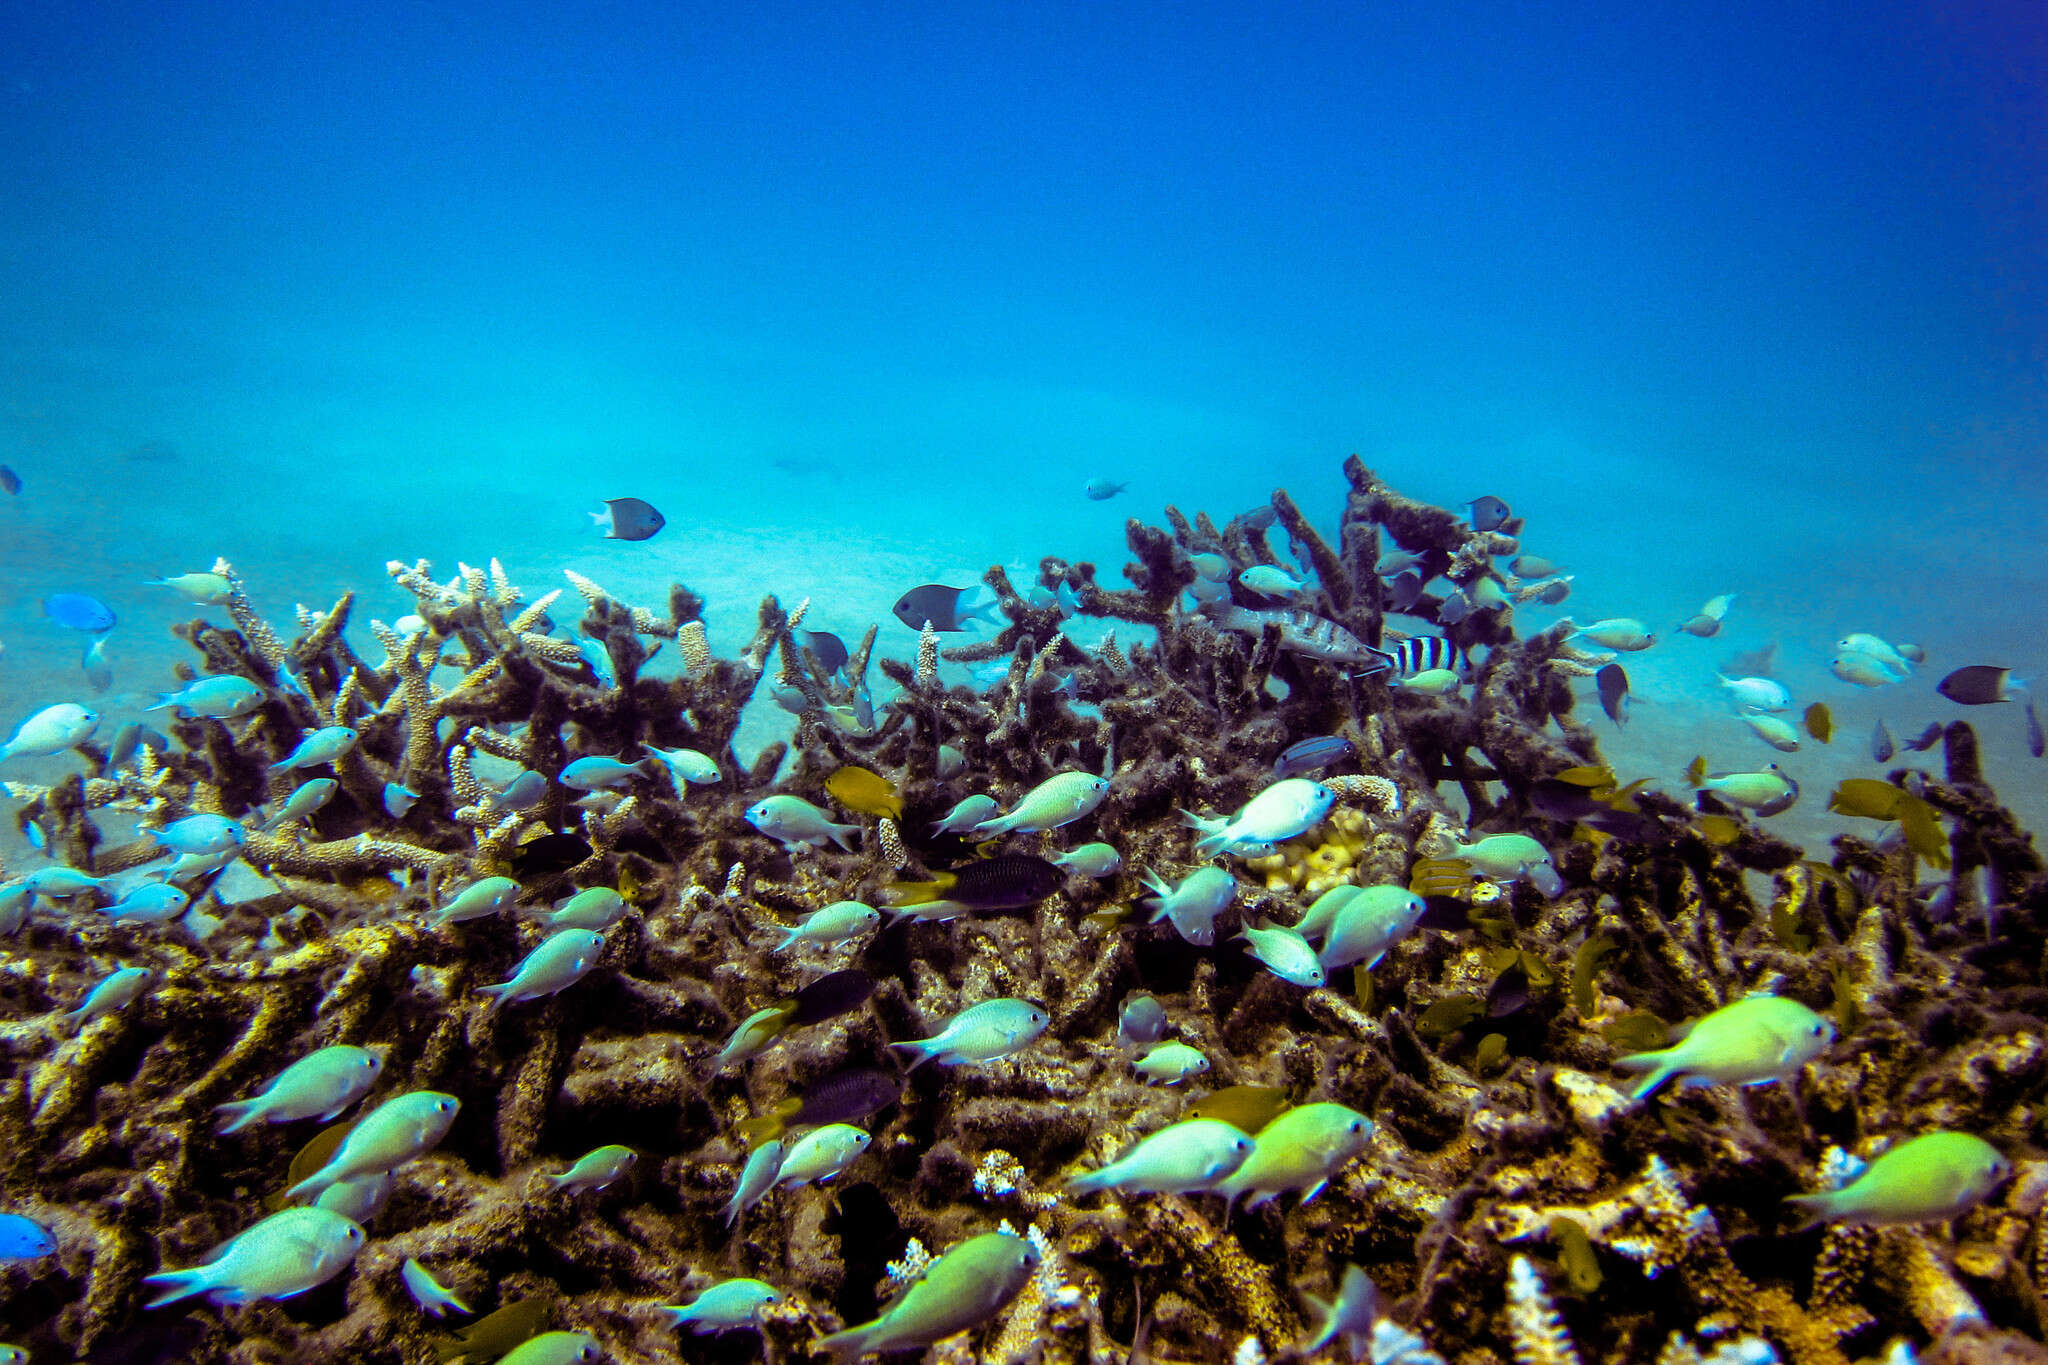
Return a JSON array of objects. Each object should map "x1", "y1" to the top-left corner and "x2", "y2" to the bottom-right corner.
[{"x1": 0, "y1": 461, "x2": 2043, "y2": 1365}]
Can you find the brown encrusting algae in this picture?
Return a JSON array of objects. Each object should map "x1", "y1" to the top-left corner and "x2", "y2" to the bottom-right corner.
[{"x1": 0, "y1": 456, "x2": 2043, "y2": 1364}]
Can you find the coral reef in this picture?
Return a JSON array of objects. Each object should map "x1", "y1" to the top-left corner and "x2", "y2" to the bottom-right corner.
[{"x1": 0, "y1": 457, "x2": 2043, "y2": 1365}]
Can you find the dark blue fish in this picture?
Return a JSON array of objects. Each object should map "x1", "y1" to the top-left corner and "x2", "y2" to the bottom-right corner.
[
  {"x1": 1526, "y1": 779, "x2": 1604, "y2": 822},
  {"x1": 1595, "y1": 664, "x2": 1629, "y2": 726},
  {"x1": 892, "y1": 583, "x2": 1001, "y2": 632},
  {"x1": 591, "y1": 497, "x2": 665, "y2": 541},
  {"x1": 2028, "y1": 700, "x2": 2043, "y2": 759},
  {"x1": 0, "y1": 1213, "x2": 54, "y2": 1259},
  {"x1": 44, "y1": 593, "x2": 116, "y2": 632},
  {"x1": 785, "y1": 970, "x2": 875, "y2": 1027},
  {"x1": 789, "y1": 1067, "x2": 901, "y2": 1128},
  {"x1": 1936, "y1": 665, "x2": 2021, "y2": 706},
  {"x1": 1273, "y1": 735, "x2": 1355, "y2": 779},
  {"x1": 797, "y1": 630, "x2": 849, "y2": 676},
  {"x1": 1870, "y1": 719, "x2": 1895, "y2": 764},
  {"x1": 1903, "y1": 722, "x2": 1945, "y2": 752},
  {"x1": 0, "y1": 465, "x2": 19, "y2": 495},
  {"x1": 1466, "y1": 496, "x2": 1511, "y2": 532},
  {"x1": 1384, "y1": 571, "x2": 1424, "y2": 612}
]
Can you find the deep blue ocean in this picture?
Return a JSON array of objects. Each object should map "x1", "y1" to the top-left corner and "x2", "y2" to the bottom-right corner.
[{"x1": 3, "y1": 1, "x2": 2044, "y2": 854}]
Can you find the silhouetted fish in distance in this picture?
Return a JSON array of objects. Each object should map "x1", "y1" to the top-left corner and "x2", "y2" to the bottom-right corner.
[{"x1": 892, "y1": 584, "x2": 1001, "y2": 632}]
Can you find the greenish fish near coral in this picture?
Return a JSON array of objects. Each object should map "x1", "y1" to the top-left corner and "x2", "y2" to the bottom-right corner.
[
  {"x1": 1612, "y1": 994, "x2": 1835, "y2": 1101},
  {"x1": 1134, "y1": 1041, "x2": 1208, "y2": 1084},
  {"x1": 1067, "y1": 1118, "x2": 1254, "y2": 1195},
  {"x1": 891, "y1": 998, "x2": 1049, "y2": 1070},
  {"x1": 284, "y1": 1091, "x2": 460, "y2": 1200},
  {"x1": 477, "y1": 928, "x2": 605, "y2": 1007},
  {"x1": 662, "y1": 1277, "x2": 783, "y2": 1334},
  {"x1": 546, "y1": 1145, "x2": 636, "y2": 1194},
  {"x1": 142, "y1": 1206, "x2": 364, "y2": 1307},
  {"x1": 1213, "y1": 1102, "x2": 1374, "y2": 1211},
  {"x1": 214, "y1": 1044, "x2": 384, "y2": 1134},
  {"x1": 402, "y1": 1258, "x2": 473, "y2": 1318},
  {"x1": 812, "y1": 1231, "x2": 1040, "y2": 1364},
  {"x1": 1784, "y1": 1132, "x2": 2010, "y2": 1228},
  {"x1": 496, "y1": 1331, "x2": 599, "y2": 1365}
]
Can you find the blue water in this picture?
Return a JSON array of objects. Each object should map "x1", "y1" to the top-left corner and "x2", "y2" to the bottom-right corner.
[{"x1": 2, "y1": 2, "x2": 2044, "y2": 850}]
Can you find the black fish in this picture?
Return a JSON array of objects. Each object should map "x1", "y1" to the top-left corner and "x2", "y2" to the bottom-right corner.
[
  {"x1": 2028, "y1": 701, "x2": 2044, "y2": 760},
  {"x1": 105, "y1": 722, "x2": 170, "y2": 768},
  {"x1": 1903, "y1": 722, "x2": 1945, "y2": 752},
  {"x1": 1467, "y1": 496, "x2": 1510, "y2": 532},
  {"x1": 1273, "y1": 735, "x2": 1355, "y2": 779},
  {"x1": 1362, "y1": 636, "x2": 1465, "y2": 679},
  {"x1": 1384, "y1": 571, "x2": 1424, "y2": 612},
  {"x1": 507, "y1": 831, "x2": 593, "y2": 878},
  {"x1": 1527, "y1": 779, "x2": 1605, "y2": 822},
  {"x1": 1595, "y1": 664, "x2": 1629, "y2": 726},
  {"x1": 892, "y1": 583, "x2": 1000, "y2": 632},
  {"x1": 784, "y1": 970, "x2": 875, "y2": 1027},
  {"x1": 1870, "y1": 719, "x2": 1894, "y2": 763},
  {"x1": 790, "y1": 1067, "x2": 901, "y2": 1128},
  {"x1": 593, "y1": 497, "x2": 665, "y2": 541},
  {"x1": 1532, "y1": 577, "x2": 1571, "y2": 605},
  {"x1": 890, "y1": 855, "x2": 1066, "y2": 911},
  {"x1": 797, "y1": 630, "x2": 849, "y2": 676},
  {"x1": 0, "y1": 464, "x2": 19, "y2": 495},
  {"x1": 1583, "y1": 807, "x2": 1664, "y2": 842},
  {"x1": 1937, "y1": 665, "x2": 2020, "y2": 706},
  {"x1": 1239, "y1": 505, "x2": 1278, "y2": 531}
]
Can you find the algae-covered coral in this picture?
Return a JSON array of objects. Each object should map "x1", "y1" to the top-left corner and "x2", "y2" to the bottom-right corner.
[{"x1": 0, "y1": 457, "x2": 2044, "y2": 1365}]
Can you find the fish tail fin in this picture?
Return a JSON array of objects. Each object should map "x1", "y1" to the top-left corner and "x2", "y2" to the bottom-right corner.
[
  {"x1": 146, "y1": 693, "x2": 178, "y2": 712},
  {"x1": 887, "y1": 872, "x2": 956, "y2": 908},
  {"x1": 474, "y1": 984, "x2": 511, "y2": 1010},
  {"x1": 141, "y1": 1267, "x2": 214, "y2": 1308},
  {"x1": 1613, "y1": 1055, "x2": 1676, "y2": 1103},
  {"x1": 1781, "y1": 1192, "x2": 1834, "y2": 1232},
  {"x1": 1064, "y1": 1167, "x2": 1110, "y2": 1195},
  {"x1": 775, "y1": 926, "x2": 802, "y2": 951},
  {"x1": 1294, "y1": 1291, "x2": 1336, "y2": 1356},
  {"x1": 888, "y1": 1040, "x2": 935, "y2": 1071},
  {"x1": 812, "y1": 1326, "x2": 877, "y2": 1365},
  {"x1": 212, "y1": 1099, "x2": 262, "y2": 1134},
  {"x1": 281, "y1": 1169, "x2": 334, "y2": 1201},
  {"x1": 827, "y1": 822, "x2": 861, "y2": 852}
]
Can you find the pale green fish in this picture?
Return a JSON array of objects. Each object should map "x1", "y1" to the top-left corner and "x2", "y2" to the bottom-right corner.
[
  {"x1": 1139, "y1": 865, "x2": 1236, "y2": 946},
  {"x1": 1237, "y1": 920, "x2": 1325, "y2": 987},
  {"x1": 1785, "y1": 1132, "x2": 2008, "y2": 1228},
  {"x1": 477, "y1": 928, "x2": 605, "y2": 1007},
  {"x1": 1319, "y1": 886, "x2": 1426, "y2": 972},
  {"x1": 646, "y1": 744, "x2": 721, "y2": 788},
  {"x1": 146, "y1": 571, "x2": 234, "y2": 604},
  {"x1": 890, "y1": 998, "x2": 1049, "y2": 1070},
  {"x1": 1050, "y1": 841, "x2": 1122, "y2": 878},
  {"x1": 66, "y1": 966, "x2": 151, "y2": 1022},
  {"x1": 714, "y1": 1005, "x2": 793, "y2": 1069},
  {"x1": 142, "y1": 1206, "x2": 365, "y2": 1307},
  {"x1": 543, "y1": 888, "x2": 626, "y2": 931},
  {"x1": 547, "y1": 1145, "x2": 636, "y2": 1194},
  {"x1": 315, "y1": 1170, "x2": 393, "y2": 1224},
  {"x1": 1066, "y1": 1119, "x2": 1252, "y2": 1195},
  {"x1": 1740, "y1": 714, "x2": 1801, "y2": 752},
  {"x1": 935, "y1": 744, "x2": 968, "y2": 779},
  {"x1": 1612, "y1": 994, "x2": 1835, "y2": 1101},
  {"x1": 775, "y1": 1124, "x2": 870, "y2": 1188},
  {"x1": 25, "y1": 867, "x2": 111, "y2": 899},
  {"x1": 214, "y1": 1044, "x2": 384, "y2": 1134},
  {"x1": 1394, "y1": 668, "x2": 1461, "y2": 695},
  {"x1": 1134, "y1": 1041, "x2": 1208, "y2": 1085},
  {"x1": 1294, "y1": 1264, "x2": 1386, "y2": 1361},
  {"x1": 813, "y1": 1231, "x2": 1040, "y2": 1364},
  {"x1": 744, "y1": 795, "x2": 860, "y2": 850},
  {"x1": 1448, "y1": 834, "x2": 1554, "y2": 883},
  {"x1": 722, "y1": 1139, "x2": 786, "y2": 1227},
  {"x1": 663, "y1": 1277, "x2": 783, "y2": 1334},
  {"x1": 285, "y1": 1091, "x2": 460, "y2": 1200},
  {"x1": 1838, "y1": 633, "x2": 1912, "y2": 674},
  {"x1": 432, "y1": 876, "x2": 519, "y2": 927},
  {"x1": 401, "y1": 1257, "x2": 473, "y2": 1317},
  {"x1": 929, "y1": 794, "x2": 998, "y2": 836},
  {"x1": 1238, "y1": 564, "x2": 1307, "y2": 596},
  {"x1": 1573, "y1": 618, "x2": 1656, "y2": 650},
  {"x1": 267, "y1": 725, "x2": 358, "y2": 773},
  {"x1": 777, "y1": 900, "x2": 881, "y2": 951},
  {"x1": 1213, "y1": 1102, "x2": 1374, "y2": 1211},
  {"x1": 264, "y1": 777, "x2": 339, "y2": 830},
  {"x1": 1830, "y1": 653, "x2": 1901, "y2": 688},
  {"x1": 1182, "y1": 777, "x2": 1335, "y2": 857},
  {"x1": 0, "y1": 702, "x2": 99, "y2": 760},
  {"x1": 968, "y1": 770, "x2": 1112, "y2": 837},
  {"x1": 149, "y1": 675, "x2": 265, "y2": 719},
  {"x1": 1693, "y1": 764, "x2": 1798, "y2": 815},
  {"x1": 1291, "y1": 884, "x2": 1361, "y2": 942},
  {"x1": 1468, "y1": 577, "x2": 1510, "y2": 611},
  {"x1": 498, "y1": 1332, "x2": 600, "y2": 1365}
]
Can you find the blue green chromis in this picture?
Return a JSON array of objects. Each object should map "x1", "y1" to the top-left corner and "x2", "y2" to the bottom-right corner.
[
  {"x1": 1785, "y1": 1132, "x2": 2009, "y2": 1228},
  {"x1": 813, "y1": 1231, "x2": 1040, "y2": 1364}
]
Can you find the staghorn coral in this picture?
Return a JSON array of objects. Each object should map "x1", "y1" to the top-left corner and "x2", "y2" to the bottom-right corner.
[{"x1": 0, "y1": 458, "x2": 2043, "y2": 1365}]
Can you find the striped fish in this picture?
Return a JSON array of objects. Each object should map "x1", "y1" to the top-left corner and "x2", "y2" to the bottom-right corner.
[
  {"x1": 1360, "y1": 635, "x2": 1467, "y2": 679},
  {"x1": 1214, "y1": 606, "x2": 1374, "y2": 665}
]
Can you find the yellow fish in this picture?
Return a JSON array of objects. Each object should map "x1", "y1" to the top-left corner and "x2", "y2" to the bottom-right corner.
[
  {"x1": 824, "y1": 765, "x2": 902, "y2": 820},
  {"x1": 1553, "y1": 765, "x2": 1616, "y2": 789},
  {"x1": 1186, "y1": 1085, "x2": 1292, "y2": 1135},
  {"x1": 1827, "y1": 779, "x2": 1903, "y2": 820},
  {"x1": 1407, "y1": 858, "x2": 1473, "y2": 896},
  {"x1": 1694, "y1": 814, "x2": 1741, "y2": 846},
  {"x1": 266, "y1": 1117, "x2": 357, "y2": 1211},
  {"x1": 1896, "y1": 792, "x2": 1951, "y2": 869},
  {"x1": 1803, "y1": 702, "x2": 1833, "y2": 744}
]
